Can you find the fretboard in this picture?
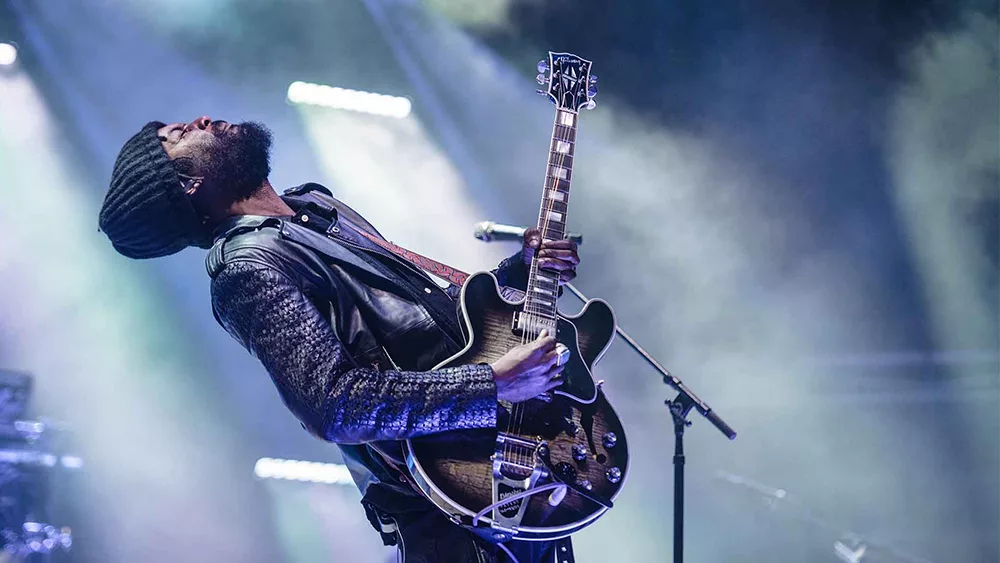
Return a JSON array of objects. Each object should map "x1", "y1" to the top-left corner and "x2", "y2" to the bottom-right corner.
[{"x1": 523, "y1": 109, "x2": 578, "y2": 323}]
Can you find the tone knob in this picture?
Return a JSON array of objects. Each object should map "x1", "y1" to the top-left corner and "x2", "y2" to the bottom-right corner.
[
  {"x1": 606, "y1": 467, "x2": 622, "y2": 484},
  {"x1": 602, "y1": 432, "x2": 617, "y2": 449},
  {"x1": 579, "y1": 479, "x2": 593, "y2": 491},
  {"x1": 572, "y1": 444, "x2": 588, "y2": 461}
]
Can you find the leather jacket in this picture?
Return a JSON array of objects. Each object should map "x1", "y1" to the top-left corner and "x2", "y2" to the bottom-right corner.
[{"x1": 205, "y1": 183, "x2": 529, "y2": 506}]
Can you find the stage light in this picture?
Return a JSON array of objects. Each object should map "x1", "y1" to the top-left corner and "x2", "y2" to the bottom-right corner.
[
  {"x1": 0, "y1": 42, "x2": 17, "y2": 66},
  {"x1": 253, "y1": 457, "x2": 354, "y2": 485},
  {"x1": 287, "y1": 81, "x2": 411, "y2": 118}
]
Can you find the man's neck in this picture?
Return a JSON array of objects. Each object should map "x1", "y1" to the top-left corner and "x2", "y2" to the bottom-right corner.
[{"x1": 226, "y1": 180, "x2": 294, "y2": 218}]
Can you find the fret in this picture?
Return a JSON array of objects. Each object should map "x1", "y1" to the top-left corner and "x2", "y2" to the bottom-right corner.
[
  {"x1": 543, "y1": 200, "x2": 568, "y2": 214},
  {"x1": 546, "y1": 189, "x2": 566, "y2": 202},
  {"x1": 546, "y1": 177, "x2": 570, "y2": 191},
  {"x1": 524, "y1": 109, "x2": 582, "y2": 323},
  {"x1": 549, "y1": 165, "x2": 570, "y2": 180},
  {"x1": 553, "y1": 123, "x2": 576, "y2": 136},
  {"x1": 535, "y1": 272, "x2": 557, "y2": 285},
  {"x1": 531, "y1": 282, "x2": 559, "y2": 294},
  {"x1": 543, "y1": 210, "x2": 563, "y2": 223},
  {"x1": 543, "y1": 202, "x2": 568, "y2": 216}
]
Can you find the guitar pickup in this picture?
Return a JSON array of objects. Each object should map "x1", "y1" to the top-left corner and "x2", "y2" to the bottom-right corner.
[{"x1": 512, "y1": 311, "x2": 557, "y2": 337}]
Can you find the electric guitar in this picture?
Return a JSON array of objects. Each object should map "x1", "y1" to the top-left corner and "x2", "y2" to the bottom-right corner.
[{"x1": 405, "y1": 52, "x2": 628, "y2": 542}]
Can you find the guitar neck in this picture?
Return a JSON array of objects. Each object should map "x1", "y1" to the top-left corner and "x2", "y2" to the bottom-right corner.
[{"x1": 524, "y1": 109, "x2": 579, "y2": 321}]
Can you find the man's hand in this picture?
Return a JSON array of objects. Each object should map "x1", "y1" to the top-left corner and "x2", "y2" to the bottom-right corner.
[
  {"x1": 491, "y1": 330, "x2": 570, "y2": 403},
  {"x1": 522, "y1": 228, "x2": 579, "y2": 285}
]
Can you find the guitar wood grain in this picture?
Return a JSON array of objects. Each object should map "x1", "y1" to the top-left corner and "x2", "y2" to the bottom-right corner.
[{"x1": 407, "y1": 273, "x2": 627, "y2": 536}]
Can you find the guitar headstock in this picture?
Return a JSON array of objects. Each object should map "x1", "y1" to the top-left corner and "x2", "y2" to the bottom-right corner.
[{"x1": 536, "y1": 52, "x2": 597, "y2": 113}]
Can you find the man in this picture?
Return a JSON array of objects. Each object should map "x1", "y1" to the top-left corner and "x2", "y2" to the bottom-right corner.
[{"x1": 98, "y1": 117, "x2": 582, "y2": 562}]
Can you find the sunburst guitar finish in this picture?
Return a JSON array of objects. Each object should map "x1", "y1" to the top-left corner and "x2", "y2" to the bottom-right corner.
[{"x1": 405, "y1": 273, "x2": 627, "y2": 541}]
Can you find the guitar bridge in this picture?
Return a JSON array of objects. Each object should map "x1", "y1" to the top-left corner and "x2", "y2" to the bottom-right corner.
[{"x1": 489, "y1": 432, "x2": 548, "y2": 536}]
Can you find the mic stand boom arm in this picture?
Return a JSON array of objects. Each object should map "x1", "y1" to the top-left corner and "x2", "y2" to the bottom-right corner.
[
  {"x1": 562, "y1": 283, "x2": 736, "y2": 440},
  {"x1": 562, "y1": 282, "x2": 737, "y2": 563}
]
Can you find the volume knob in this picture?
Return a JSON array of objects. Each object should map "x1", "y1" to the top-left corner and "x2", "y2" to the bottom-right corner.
[
  {"x1": 602, "y1": 432, "x2": 617, "y2": 449},
  {"x1": 606, "y1": 467, "x2": 622, "y2": 484},
  {"x1": 572, "y1": 444, "x2": 588, "y2": 461}
]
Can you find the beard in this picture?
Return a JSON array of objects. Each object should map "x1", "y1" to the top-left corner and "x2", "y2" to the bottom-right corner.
[{"x1": 203, "y1": 121, "x2": 273, "y2": 202}]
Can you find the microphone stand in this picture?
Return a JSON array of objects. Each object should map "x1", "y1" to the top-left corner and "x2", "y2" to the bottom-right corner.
[{"x1": 563, "y1": 283, "x2": 737, "y2": 563}]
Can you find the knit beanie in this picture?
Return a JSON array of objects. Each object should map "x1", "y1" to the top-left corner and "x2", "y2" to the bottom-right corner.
[{"x1": 99, "y1": 121, "x2": 213, "y2": 259}]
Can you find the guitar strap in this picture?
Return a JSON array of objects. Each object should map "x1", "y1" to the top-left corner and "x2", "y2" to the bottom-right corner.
[{"x1": 345, "y1": 223, "x2": 471, "y2": 288}]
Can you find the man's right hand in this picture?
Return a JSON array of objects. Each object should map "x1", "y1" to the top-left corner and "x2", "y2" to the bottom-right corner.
[{"x1": 490, "y1": 330, "x2": 568, "y2": 403}]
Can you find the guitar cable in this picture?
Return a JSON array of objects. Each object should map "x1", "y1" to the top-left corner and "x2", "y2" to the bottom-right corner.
[
  {"x1": 497, "y1": 541, "x2": 520, "y2": 563},
  {"x1": 471, "y1": 482, "x2": 568, "y2": 528}
]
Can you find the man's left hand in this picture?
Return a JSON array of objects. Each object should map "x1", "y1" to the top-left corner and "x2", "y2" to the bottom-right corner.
[{"x1": 521, "y1": 228, "x2": 579, "y2": 286}]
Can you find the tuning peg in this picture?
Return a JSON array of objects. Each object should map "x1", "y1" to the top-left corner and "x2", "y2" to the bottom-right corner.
[
  {"x1": 536, "y1": 73, "x2": 547, "y2": 85},
  {"x1": 589, "y1": 74, "x2": 598, "y2": 84},
  {"x1": 588, "y1": 84, "x2": 598, "y2": 97},
  {"x1": 537, "y1": 59, "x2": 549, "y2": 73},
  {"x1": 536, "y1": 89, "x2": 548, "y2": 96},
  {"x1": 583, "y1": 100, "x2": 597, "y2": 110}
]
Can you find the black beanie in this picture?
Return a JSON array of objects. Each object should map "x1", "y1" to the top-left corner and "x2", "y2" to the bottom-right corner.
[{"x1": 99, "y1": 122, "x2": 213, "y2": 259}]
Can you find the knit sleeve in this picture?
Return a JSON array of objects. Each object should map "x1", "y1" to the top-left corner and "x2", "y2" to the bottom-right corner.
[{"x1": 211, "y1": 260, "x2": 498, "y2": 444}]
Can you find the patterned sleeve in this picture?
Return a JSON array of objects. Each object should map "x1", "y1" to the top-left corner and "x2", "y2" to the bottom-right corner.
[
  {"x1": 211, "y1": 260, "x2": 498, "y2": 444},
  {"x1": 492, "y1": 251, "x2": 529, "y2": 290}
]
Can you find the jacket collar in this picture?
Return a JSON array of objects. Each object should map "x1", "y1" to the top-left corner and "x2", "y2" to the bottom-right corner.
[
  {"x1": 212, "y1": 213, "x2": 288, "y2": 242},
  {"x1": 207, "y1": 211, "x2": 397, "y2": 289}
]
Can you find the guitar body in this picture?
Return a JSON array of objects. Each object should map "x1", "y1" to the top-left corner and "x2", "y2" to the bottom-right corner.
[{"x1": 405, "y1": 272, "x2": 629, "y2": 541}]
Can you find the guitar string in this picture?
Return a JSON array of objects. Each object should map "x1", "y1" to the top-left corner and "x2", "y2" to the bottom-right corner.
[
  {"x1": 508, "y1": 107, "x2": 561, "y2": 471},
  {"x1": 513, "y1": 107, "x2": 575, "y2": 471}
]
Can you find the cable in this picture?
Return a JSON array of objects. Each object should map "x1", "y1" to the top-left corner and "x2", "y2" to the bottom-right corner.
[
  {"x1": 471, "y1": 482, "x2": 567, "y2": 527},
  {"x1": 497, "y1": 541, "x2": 521, "y2": 563}
]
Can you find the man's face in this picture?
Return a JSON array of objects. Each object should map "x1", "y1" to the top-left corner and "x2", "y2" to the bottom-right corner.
[{"x1": 157, "y1": 116, "x2": 272, "y2": 203}]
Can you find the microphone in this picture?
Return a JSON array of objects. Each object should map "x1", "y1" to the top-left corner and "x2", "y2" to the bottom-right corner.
[{"x1": 473, "y1": 221, "x2": 583, "y2": 244}]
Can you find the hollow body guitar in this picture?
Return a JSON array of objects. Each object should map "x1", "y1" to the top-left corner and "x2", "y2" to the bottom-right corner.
[{"x1": 405, "y1": 53, "x2": 629, "y2": 542}]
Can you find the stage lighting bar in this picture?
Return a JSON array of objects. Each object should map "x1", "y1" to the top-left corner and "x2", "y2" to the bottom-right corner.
[
  {"x1": 253, "y1": 457, "x2": 354, "y2": 485},
  {"x1": 287, "y1": 81, "x2": 411, "y2": 118},
  {"x1": 0, "y1": 42, "x2": 17, "y2": 66}
]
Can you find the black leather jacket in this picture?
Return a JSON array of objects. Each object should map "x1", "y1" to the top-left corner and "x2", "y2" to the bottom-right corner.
[{"x1": 205, "y1": 183, "x2": 528, "y2": 507}]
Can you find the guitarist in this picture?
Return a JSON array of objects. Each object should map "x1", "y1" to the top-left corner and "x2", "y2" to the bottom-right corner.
[{"x1": 99, "y1": 117, "x2": 582, "y2": 562}]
